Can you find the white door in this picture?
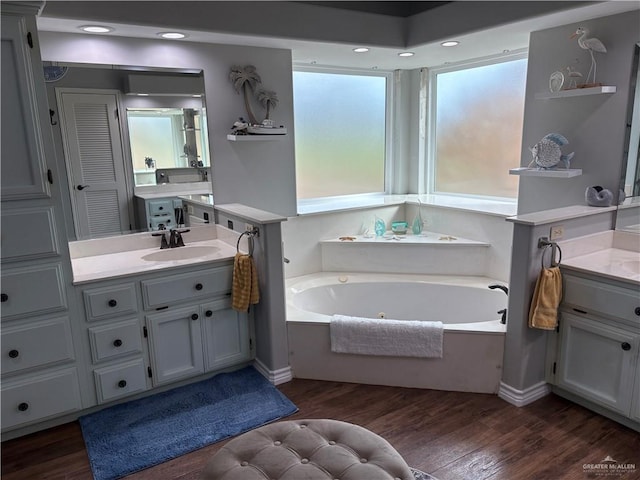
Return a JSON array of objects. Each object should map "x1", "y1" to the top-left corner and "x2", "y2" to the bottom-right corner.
[{"x1": 57, "y1": 89, "x2": 132, "y2": 238}]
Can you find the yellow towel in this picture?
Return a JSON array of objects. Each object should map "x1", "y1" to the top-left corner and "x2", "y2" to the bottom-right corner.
[
  {"x1": 232, "y1": 253, "x2": 259, "y2": 312},
  {"x1": 528, "y1": 266, "x2": 562, "y2": 330}
]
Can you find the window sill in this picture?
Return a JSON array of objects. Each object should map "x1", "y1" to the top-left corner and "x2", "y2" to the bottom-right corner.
[{"x1": 296, "y1": 194, "x2": 517, "y2": 217}]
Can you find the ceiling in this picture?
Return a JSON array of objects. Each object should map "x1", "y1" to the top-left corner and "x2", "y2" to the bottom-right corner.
[{"x1": 37, "y1": 1, "x2": 639, "y2": 70}]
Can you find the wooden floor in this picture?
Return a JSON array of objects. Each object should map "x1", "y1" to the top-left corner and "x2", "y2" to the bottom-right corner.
[{"x1": 2, "y1": 379, "x2": 639, "y2": 480}]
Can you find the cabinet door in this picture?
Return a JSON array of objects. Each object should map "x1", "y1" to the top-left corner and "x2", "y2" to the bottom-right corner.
[
  {"x1": 0, "y1": 14, "x2": 51, "y2": 200},
  {"x1": 145, "y1": 306, "x2": 204, "y2": 386},
  {"x1": 201, "y1": 299, "x2": 251, "y2": 371},
  {"x1": 557, "y1": 313, "x2": 638, "y2": 415},
  {"x1": 631, "y1": 358, "x2": 640, "y2": 423}
]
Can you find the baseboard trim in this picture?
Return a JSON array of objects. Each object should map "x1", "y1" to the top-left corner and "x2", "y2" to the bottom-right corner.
[
  {"x1": 498, "y1": 381, "x2": 551, "y2": 407},
  {"x1": 253, "y1": 359, "x2": 293, "y2": 385}
]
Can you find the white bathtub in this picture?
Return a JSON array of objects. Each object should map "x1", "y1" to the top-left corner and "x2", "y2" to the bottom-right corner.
[{"x1": 285, "y1": 272, "x2": 508, "y2": 393}]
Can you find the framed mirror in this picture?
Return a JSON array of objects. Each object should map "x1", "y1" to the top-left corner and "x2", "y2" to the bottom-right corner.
[
  {"x1": 44, "y1": 62, "x2": 211, "y2": 239},
  {"x1": 616, "y1": 42, "x2": 640, "y2": 233}
]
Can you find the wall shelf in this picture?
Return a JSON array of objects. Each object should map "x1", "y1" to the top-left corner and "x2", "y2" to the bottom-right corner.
[
  {"x1": 227, "y1": 134, "x2": 284, "y2": 142},
  {"x1": 535, "y1": 85, "x2": 616, "y2": 100},
  {"x1": 509, "y1": 167, "x2": 582, "y2": 178}
]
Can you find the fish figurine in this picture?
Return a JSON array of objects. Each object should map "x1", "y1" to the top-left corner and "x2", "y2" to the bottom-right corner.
[{"x1": 529, "y1": 133, "x2": 575, "y2": 169}]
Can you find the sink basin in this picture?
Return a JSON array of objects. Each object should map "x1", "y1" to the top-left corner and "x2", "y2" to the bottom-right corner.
[
  {"x1": 620, "y1": 260, "x2": 640, "y2": 274},
  {"x1": 142, "y1": 245, "x2": 220, "y2": 262}
]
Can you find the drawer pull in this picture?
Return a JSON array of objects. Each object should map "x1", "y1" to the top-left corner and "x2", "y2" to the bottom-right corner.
[
  {"x1": 108, "y1": 299, "x2": 118, "y2": 307},
  {"x1": 635, "y1": 307, "x2": 640, "y2": 316},
  {"x1": 195, "y1": 283, "x2": 203, "y2": 291},
  {"x1": 621, "y1": 342, "x2": 631, "y2": 351},
  {"x1": 1, "y1": 293, "x2": 7, "y2": 302},
  {"x1": 205, "y1": 310, "x2": 213, "y2": 317},
  {"x1": 191, "y1": 313, "x2": 199, "y2": 321},
  {"x1": 118, "y1": 380, "x2": 127, "y2": 388},
  {"x1": 17, "y1": 402, "x2": 29, "y2": 412},
  {"x1": 113, "y1": 339, "x2": 123, "y2": 347},
  {"x1": 158, "y1": 206, "x2": 164, "y2": 211},
  {"x1": 8, "y1": 349, "x2": 19, "y2": 359}
]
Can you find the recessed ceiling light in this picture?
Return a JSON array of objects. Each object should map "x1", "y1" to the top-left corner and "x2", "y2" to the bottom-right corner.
[
  {"x1": 441, "y1": 41, "x2": 460, "y2": 47},
  {"x1": 158, "y1": 32, "x2": 186, "y2": 39},
  {"x1": 398, "y1": 52, "x2": 414, "y2": 57},
  {"x1": 80, "y1": 25, "x2": 114, "y2": 33},
  {"x1": 353, "y1": 47, "x2": 369, "y2": 53}
]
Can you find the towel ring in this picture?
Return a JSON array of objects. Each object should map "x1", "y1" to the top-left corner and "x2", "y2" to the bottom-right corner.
[
  {"x1": 236, "y1": 230, "x2": 257, "y2": 256},
  {"x1": 541, "y1": 243, "x2": 562, "y2": 268}
]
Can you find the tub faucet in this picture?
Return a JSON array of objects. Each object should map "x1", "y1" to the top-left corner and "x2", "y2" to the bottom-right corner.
[{"x1": 488, "y1": 284, "x2": 508, "y2": 295}]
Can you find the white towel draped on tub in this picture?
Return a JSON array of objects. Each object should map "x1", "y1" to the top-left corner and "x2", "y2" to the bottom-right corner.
[{"x1": 330, "y1": 314, "x2": 443, "y2": 358}]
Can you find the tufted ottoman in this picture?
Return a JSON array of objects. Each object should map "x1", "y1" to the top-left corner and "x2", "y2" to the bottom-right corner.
[{"x1": 201, "y1": 419, "x2": 414, "y2": 480}]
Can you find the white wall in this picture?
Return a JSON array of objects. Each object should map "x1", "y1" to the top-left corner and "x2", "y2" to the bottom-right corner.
[
  {"x1": 39, "y1": 31, "x2": 298, "y2": 217},
  {"x1": 517, "y1": 10, "x2": 640, "y2": 215}
]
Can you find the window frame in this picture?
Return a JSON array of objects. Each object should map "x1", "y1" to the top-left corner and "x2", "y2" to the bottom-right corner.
[
  {"x1": 425, "y1": 49, "x2": 528, "y2": 202},
  {"x1": 292, "y1": 65, "x2": 395, "y2": 202}
]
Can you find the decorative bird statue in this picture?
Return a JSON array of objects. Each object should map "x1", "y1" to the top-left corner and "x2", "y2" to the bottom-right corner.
[
  {"x1": 571, "y1": 27, "x2": 607, "y2": 86},
  {"x1": 529, "y1": 133, "x2": 575, "y2": 170}
]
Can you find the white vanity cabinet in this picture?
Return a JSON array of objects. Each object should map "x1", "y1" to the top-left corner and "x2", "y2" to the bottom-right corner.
[
  {"x1": 81, "y1": 281, "x2": 149, "y2": 405},
  {"x1": 135, "y1": 196, "x2": 185, "y2": 231},
  {"x1": 142, "y1": 264, "x2": 252, "y2": 386},
  {"x1": 549, "y1": 272, "x2": 640, "y2": 428},
  {"x1": 1, "y1": 3, "x2": 82, "y2": 434}
]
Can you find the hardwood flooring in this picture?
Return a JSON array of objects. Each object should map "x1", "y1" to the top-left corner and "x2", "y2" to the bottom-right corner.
[{"x1": 2, "y1": 379, "x2": 639, "y2": 480}]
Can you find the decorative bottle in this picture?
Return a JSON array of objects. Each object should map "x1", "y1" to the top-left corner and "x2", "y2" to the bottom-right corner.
[{"x1": 374, "y1": 216, "x2": 386, "y2": 237}]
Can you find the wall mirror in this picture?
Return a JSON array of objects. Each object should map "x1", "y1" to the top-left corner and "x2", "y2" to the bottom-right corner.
[
  {"x1": 615, "y1": 42, "x2": 640, "y2": 233},
  {"x1": 44, "y1": 63, "x2": 212, "y2": 239}
]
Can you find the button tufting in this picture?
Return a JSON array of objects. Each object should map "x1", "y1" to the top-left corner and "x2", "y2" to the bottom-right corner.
[
  {"x1": 360, "y1": 458, "x2": 368, "y2": 463},
  {"x1": 301, "y1": 458, "x2": 309, "y2": 464},
  {"x1": 240, "y1": 461, "x2": 249, "y2": 466},
  {"x1": 328, "y1": 440, "x2": 336, "y2": 445},
  {"x1": 300, "y1": 424, "x2": 307, "y2": 428},
  {"x1": 274, "y1": 441, "x2": 282, "y2": 446}
]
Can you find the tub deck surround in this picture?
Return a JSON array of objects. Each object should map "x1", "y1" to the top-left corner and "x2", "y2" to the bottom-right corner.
[
  {"x1": 69, "y1": 225, "x2": 243, "y2": 284},
  {"x1": 321, "y1": 232, "x2": 490, "y2": 276},
  {"x1": 286, "y1": 272, "x2": 506, "y2": 393},
  {"x1": 558, "y1": 230, "x2": 640, "y2": 284}
]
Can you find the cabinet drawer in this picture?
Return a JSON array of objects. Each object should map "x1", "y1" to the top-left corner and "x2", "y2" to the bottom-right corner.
[
  {"x1": 149, "y1": 199, "x2": 173, "y2": 216},
  {"x1": 94, "y1": 359, "x2": 147, "y2": 404},
  {"x1": 1, "y1": 207, "x2": 59, "y2": 261},
  {"x1": 142, "y1": 265, "x2": 232, "y2": 309},
  {"x1": 1, "y1": 317, "x2": 74, "y2": 375},
  {"x1": 88, "y1": 318, "x2": 143, "y2": 363},
  {"x1": 563, "y1": 275, "x2": 640, "y2": 324},
  {"x1": 1, "y1": 264, "x2": 66, "y2": 320},
  {"x1": 1, "y1": 368, "x2": 81, "y2": 430},
  {"x1": 83, "y1": 283, "x2": 138, "y2": 321}
]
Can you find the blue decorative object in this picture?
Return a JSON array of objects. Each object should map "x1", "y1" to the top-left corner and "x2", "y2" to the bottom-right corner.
[
  {"x1": 529, "y1": 133, "x2": 575, "y2": 169},
  {"x1": 79, "y1": 366, "x2": 297, "y2": 480},
  {"x1": 585, "y1": 185, "x2": 613, "y2": 207},
  {"x1": 43, "y1": 65, "x2": 68, "y2": 83},
  {"x1": 374, "y1": 216, "x2": 386, "y2": 237}
]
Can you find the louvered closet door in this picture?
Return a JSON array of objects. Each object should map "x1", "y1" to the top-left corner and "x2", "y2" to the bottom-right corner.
[{"x1": 58, "y1": 90, "x2": 131, "y2": 238}]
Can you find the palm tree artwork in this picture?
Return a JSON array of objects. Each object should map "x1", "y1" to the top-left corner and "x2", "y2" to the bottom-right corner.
[
  {"x1": 256, "y1": 88, "x2": 279, "y2": 121},
  {"x1": 229, "y1": 65, "x2": 262, "y2": 125}
]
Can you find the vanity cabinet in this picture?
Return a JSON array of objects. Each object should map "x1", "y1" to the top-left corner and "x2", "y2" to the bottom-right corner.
[
  {"x1": 549, "y1": 272, "x2": 640, "y2": 428},
  {"x1": 77, "y1": 261, "x2": 253, "y2": 404},
  {"x1": 143, "y1": 264, "x2": 251, "y2": 386},
  {"x1": 1, "y1": 4, "x2": 83, "y2": 435},
  {"x1": 135, "y1": 196, "x2": 185, "y2": 231}
]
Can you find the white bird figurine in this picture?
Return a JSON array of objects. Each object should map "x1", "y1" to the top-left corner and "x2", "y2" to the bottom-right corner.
[
  {"x1": 565, "y1": 65, "x2": 583, "y2": 89},
  {"x1": 571, "y1": 27, "x2": 607, "y2": 85}
]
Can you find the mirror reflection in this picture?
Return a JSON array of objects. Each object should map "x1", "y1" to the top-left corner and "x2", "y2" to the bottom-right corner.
[
  {"x1": 127, "y1": 107, "x2": 210, "y2": 186},
  {"x1": 44, "y1": 63, "x2": 212, "y2": 240},
  {"x1": 616, "y1": 42, "x2": 640, "y2": 233}
]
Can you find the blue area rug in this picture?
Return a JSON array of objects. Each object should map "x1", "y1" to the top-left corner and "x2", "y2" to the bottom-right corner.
[{"x1": 79, "y1": 366, "x2": 298, "y2": 480}]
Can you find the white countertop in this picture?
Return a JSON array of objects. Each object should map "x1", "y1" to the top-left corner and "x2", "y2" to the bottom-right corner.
[
  {"x1": 69, "y1": 225, "x2": 242, "y2": 284},
  {"x1": 562, "y1": 248, "x2": 640, "y2": 284},
  {"x1": 134, "y1": 183, "x2": 212, "y2": 200},
  {"x1": 71, "y1": 239, "x2": 237, "y2": 284},
  {"x1": 179, "y1": 194, "x2": 214, "y2": 207}
]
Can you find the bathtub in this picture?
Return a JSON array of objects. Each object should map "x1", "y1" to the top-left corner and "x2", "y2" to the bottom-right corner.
[{"x1": 285, "y1": 272, "x2": 508, "y2": 393}]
